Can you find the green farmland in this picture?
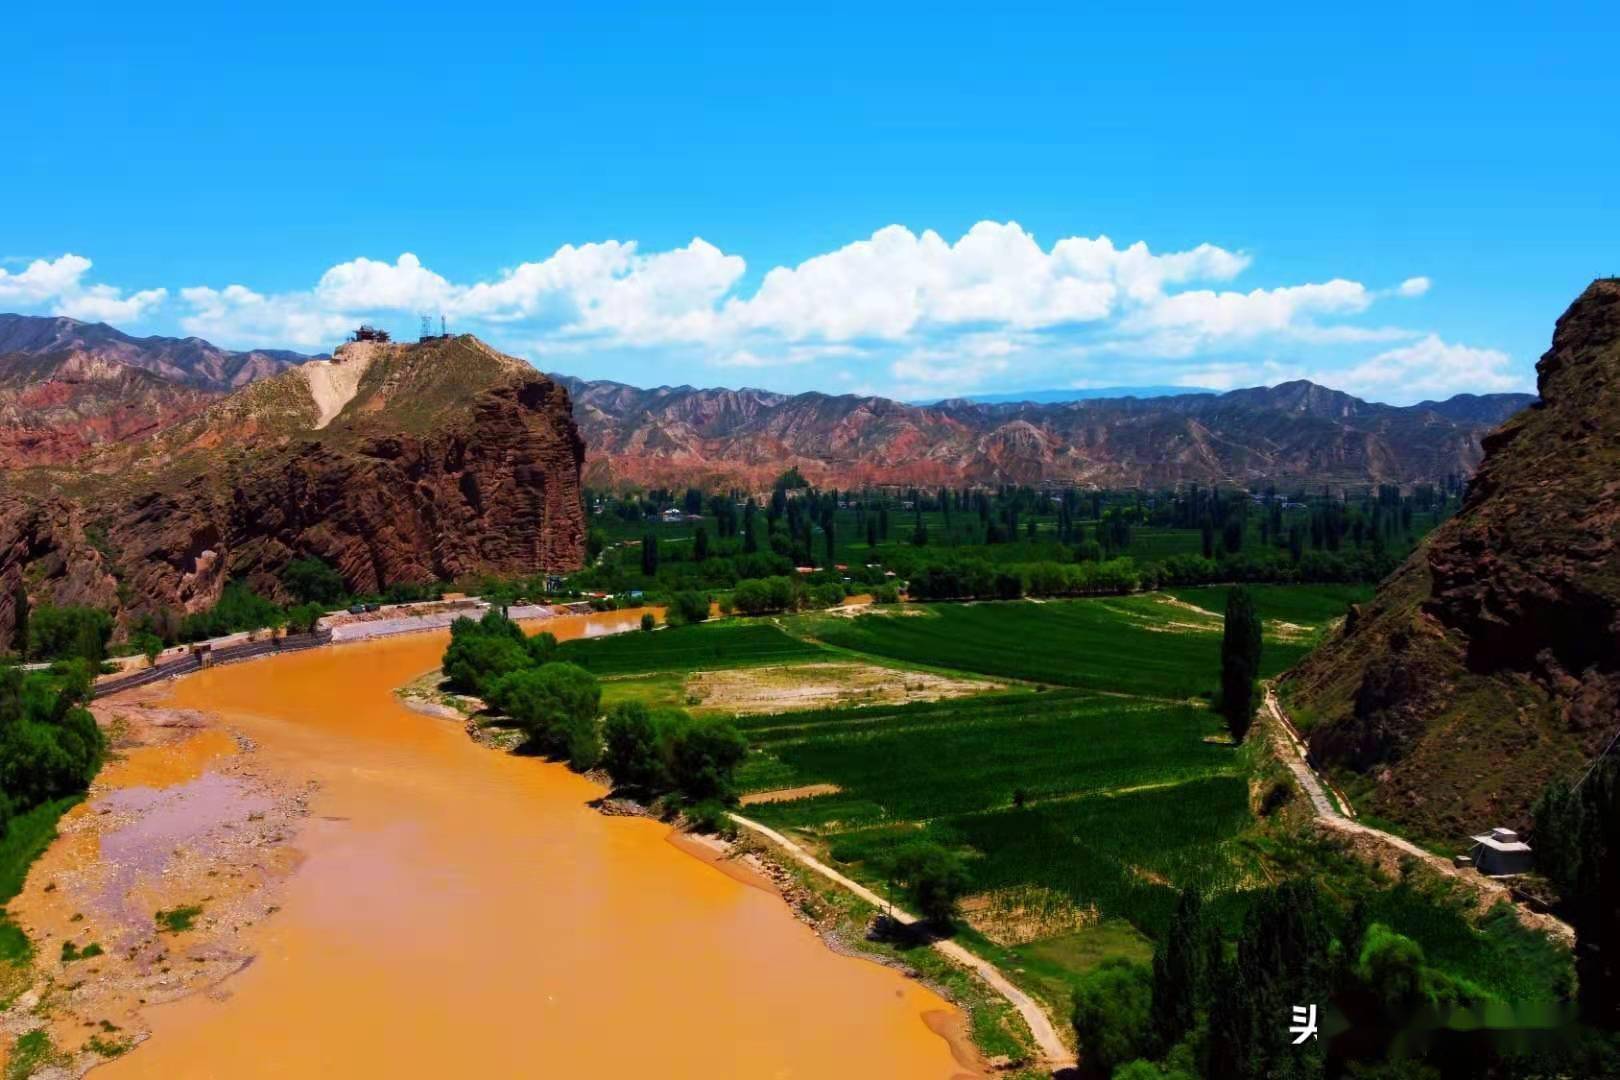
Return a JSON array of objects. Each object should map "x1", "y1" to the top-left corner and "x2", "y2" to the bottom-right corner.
[
  {"x1": 803, "y1": 593, "x2": 1315, "y2": 698},
  {"x1": 553, "y1": 621, "x2": 826, "y2": 675},
  {"x1": 554, "y1": 585, "x2": 1572, "y2": 1034}
]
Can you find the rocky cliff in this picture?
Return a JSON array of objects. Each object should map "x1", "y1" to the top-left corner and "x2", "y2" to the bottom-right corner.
[
  {"x1": 1282, "y1": 280, "x2": 1620, "y2": 843},
  {"x1": 0, "y1": 335, "x2": 585, "y2": 641}
]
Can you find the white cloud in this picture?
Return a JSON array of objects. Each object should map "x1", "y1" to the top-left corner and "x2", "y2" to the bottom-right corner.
[
  {"x1": 179, "y1": 285, "x2": 351, "y2": 349},
  {"x1": 22, "y1": 228, "x2": 1495, "y2": 399},
  {"x1": 0, "y1": 254, "x2": 166, "y2": 322},
  {"x1": 1325, "y1": 335, "x2": 1525, "y2": 402},
  {"x1": 1171, "y1": 360, "x2": 1308, "y2": 391}
]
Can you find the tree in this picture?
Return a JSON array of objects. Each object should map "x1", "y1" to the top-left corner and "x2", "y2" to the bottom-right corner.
[
  {"x1": 693, "y1": 525, "x2": 710, "y2": 562},
  {"x1": 1150, "y1": 889, "x2": 1220, "y2": 1051},
  {"x1": 285, "y1": 603, "x2": 325, "y2": 635},
  {"x1": 601, "y1": 700, "x2": 666, "y2": 793},
  {"x1": 823, "y1": 520, "x2": 836, "y2": 568},
  {"x1": 8, "y1": 582, "x2": 27, "y2": 657},
  {"x1": 888, "y1": 840, "x2": 971, "y2": 926},
  {"x1": 281, "y1": 557, "x2": 346, "y2": 605},
  {"x1": 866, "y1": 516, "x2": 879, "y2": 548},
  {"x1": 26, "y1": 606, "x2": 113, "y2": 663},
  {"x1": 1207, "y1": 881, "x2": 1333, "y2": 1080},
  {"x1": 441, "y1": 611, "x2": 531, "y2": 694},
  {"x1": 485, "y1": 662, "x2": 602, "y2": 769},
  {"x1": 665, "y1": 713, "x2": 748, "y2": 802},
  {"x1": 640, "y1": 612, "x2": 656, "y2": 632},
  {"x1": 1072, "y1": 958, "x2": 1155, "y2": 1077},
  {"x1": 640, "y1": 533, "x2": 660, "y2": 576},
  {"x1": 669, "y1": 591, "x2": 710, "y2": 626},
  {"x1": 1534, "y1": 758, "x2": 1620, "y2": 1027},
  {"x1": 1220, "y1": 586, "x2": 1263, "y2": 742}
]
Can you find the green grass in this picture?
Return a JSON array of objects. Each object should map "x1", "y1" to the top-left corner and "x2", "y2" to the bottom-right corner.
[
  {"x1": 553, "y1": 620, "x2": 827, "y2": 675},
  {"x1": 155, "y1": 904, "x2": 203, "y2": 934},
  {"x1": 59, "y1": 940, "x2": 104, "y2": 962},
  {"x1": 1163, "y1": 583, "x2": 1373, "y2": 626},
  {"x1": 801, "y1": 597, "x2": 1311, "y2": 697},
  {"x1": 0, "y1": 796, "x2": 80, "y2": 965},
  {"x1": 5, "y1": 1029, "x2": 67, "y2": 1080}
]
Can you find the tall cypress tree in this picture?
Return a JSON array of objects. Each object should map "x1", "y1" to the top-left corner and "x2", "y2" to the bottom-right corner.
[
  {"x1": 1220, "y1": 586, "x2": 1263, "y2": 742},
  {"x1": 1534, "y1": 758, "x2": 1620, "y2": 1027},
  {"x1": 640, "y1": 533, "x2": 659, "y2": 576},
  {"x1": 1150, "y1": 889, "x2": 1220, "y2": 1051},
  {"x1": 9, "y1": 581, "x2": 27, "y2": 657}
]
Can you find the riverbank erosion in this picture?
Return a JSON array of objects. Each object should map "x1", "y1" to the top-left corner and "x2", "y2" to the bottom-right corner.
[{"x1": 5, "y1": 611, "x2": 972, "y2": 1078}]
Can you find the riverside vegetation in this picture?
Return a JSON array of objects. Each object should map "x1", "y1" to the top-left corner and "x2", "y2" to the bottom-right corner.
[{"x1": 549, "y1": 584, "x2": 1603, "y2": 1077}]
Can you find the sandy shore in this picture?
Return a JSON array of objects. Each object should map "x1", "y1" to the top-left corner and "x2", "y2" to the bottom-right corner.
[{"x1": 0, "y1": 689, "x2": 310, "y2": 1076}]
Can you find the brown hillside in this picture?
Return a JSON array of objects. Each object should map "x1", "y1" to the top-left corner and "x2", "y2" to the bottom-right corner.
[
  {"x1": 1282, "y1": 279, "x2": 1620, "y2": 845},
  {"x1": 0, "y1": 335, "x2": 585, "y2": 641}
]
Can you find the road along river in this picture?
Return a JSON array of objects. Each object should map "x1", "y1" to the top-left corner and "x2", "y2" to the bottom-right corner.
[{"x1": 78, "y1": 609, "x2": 969, "y2": 1078}]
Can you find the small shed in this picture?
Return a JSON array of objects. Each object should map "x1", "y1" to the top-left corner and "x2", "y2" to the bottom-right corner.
[{"x1": 1469, "y1": 827, "x2": 1534, "y2": 876}]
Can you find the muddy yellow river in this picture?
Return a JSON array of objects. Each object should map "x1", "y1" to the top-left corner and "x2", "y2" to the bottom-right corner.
[{"x1": 99, "y1": 611, "x2": 965, "y2": 1078}]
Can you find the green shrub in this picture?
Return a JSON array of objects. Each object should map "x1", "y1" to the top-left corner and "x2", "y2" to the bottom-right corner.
[
  {"x1": 668, "y1": 590, "x2": 710, "y2": 626},
  {"x1": 281, "y1": 557, "x2": 346, "y2": 605},
  {"x1": 485, "y1": 662, "x2": 602, "y2": 769},
  {"x1": 887, "y1": 840, "x2": 971, "y2": 926},
  {"x1": 1071, "y1": 958, "x2": 1154, "y2": 1077},
  {"x1": 25, "y1": 605, "x2": 112, "y2": 663}
]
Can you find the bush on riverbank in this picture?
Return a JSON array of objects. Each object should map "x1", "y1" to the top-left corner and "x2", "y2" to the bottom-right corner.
[
  {"x1": 601, "y1": 700, "x2": 748, "y2": 809},
  {"x1": 0, "y1": 662, "x2": 104, "y2": 844}
]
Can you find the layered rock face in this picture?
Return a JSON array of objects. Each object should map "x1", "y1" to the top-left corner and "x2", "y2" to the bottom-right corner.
[
  {"x1": 0, "y1": 336, "x2": 585, "y2": 641},
  {"x1": 1284, "y1": 280, "x2": 1620, "y2": 842}
]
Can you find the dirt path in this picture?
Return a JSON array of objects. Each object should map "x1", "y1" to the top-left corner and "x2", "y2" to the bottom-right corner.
[
  {"x1": 1263, "y1": 688, "x2": 1573, "y2": 943},
  {"x1": 728, "y1": 812, "x2": 1077, "y2": 1073}
]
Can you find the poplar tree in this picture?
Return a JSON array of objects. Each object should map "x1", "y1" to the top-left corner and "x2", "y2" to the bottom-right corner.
[{"x1": 1220, "y1": 586, "x2": 1262, "y2": 742}]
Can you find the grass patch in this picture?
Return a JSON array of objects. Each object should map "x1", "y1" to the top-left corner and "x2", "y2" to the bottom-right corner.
[
  {"x1": 553, "y1": 620, "x2": 826, "y2": 675},
  {"x1": 155, "y1": 904, "x2": 203, "y2": 934},
  {"x1": 60, "y1": 940, "x2": 104, "y2": 962},
  {"x1": 0, "y1": 796, "x2": 80, "y2": 966},
  {"x1": 5, "y1": 1029, "x2": 68, "y2": 1080}
]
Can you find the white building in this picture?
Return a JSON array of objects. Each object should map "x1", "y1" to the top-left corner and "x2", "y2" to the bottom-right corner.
[{"x1": 1468, "y1": 827, "x2": 1534, "y2": 876}]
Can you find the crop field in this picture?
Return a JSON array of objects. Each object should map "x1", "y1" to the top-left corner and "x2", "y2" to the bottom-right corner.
[
  {"x1": 802, "y1": 592, "x2": 1328, "y2": 697},
  {"x1": 553, "y1": 621, "x2": 826, "y2": 674},
  {"x1": 1163, "y1": 583, "x2": 1373, "y2": 626},
  {"x1": 736, "y1": 690, "x2": 1236, "y2": 826}
]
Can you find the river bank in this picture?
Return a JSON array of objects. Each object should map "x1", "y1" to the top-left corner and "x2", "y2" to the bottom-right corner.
[{"x1": 3, "y1": 609, "x2": 972, "y2": 1078}]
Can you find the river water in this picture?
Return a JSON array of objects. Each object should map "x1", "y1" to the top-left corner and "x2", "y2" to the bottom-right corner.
[{"x1": 99, "y1": 611, "x2": 967, "y2": 1078}]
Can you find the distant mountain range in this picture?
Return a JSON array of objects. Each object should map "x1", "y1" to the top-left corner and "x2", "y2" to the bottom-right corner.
[
  {"x1": 0, "y1": 313, "x2": 1537, "y2": 491},
  {"x1": 552, "y1": 373, "x2": 1535, "y2": 490},
  {"x1": 923, "y1": 386, "x2": 1214, "y2": 406}
]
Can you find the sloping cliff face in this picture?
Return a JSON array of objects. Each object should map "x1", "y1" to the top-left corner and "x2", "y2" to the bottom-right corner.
[
  {"x1": 1283, "y1": 280, "x2": 1620, "y2": 843},
  {"x1": 0, "y1": 336, "x2": 585, "y2": 641}
]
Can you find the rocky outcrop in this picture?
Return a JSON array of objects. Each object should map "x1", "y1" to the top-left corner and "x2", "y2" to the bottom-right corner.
[
  {"x1": 554, "y1": 374, "x2": 1533, "y2": 490},
  {"x1": 1, "y1": 336, "x2": 586, "y2": 642},
  {"x1": 1283, "y1": 280, "x2": 1620, "y2": 843}
]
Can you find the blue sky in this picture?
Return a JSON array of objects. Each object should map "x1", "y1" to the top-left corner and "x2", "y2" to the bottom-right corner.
[{"x1": 5, "y1": 2, "x2": 1617, "y2": 402}]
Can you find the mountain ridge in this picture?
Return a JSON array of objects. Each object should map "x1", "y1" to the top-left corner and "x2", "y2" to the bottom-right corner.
[
  {"x1": 1282, "y1": 278, "x2": 1620, "y2": 842},
  {"x1": 551, "y1": 372, "x2": 1535, "y2": 490}
]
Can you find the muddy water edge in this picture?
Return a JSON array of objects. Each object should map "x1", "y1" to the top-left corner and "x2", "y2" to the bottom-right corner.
[{"x1": 3, "y1": 609, "x2": 973, "y2": 1078}]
